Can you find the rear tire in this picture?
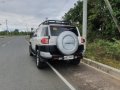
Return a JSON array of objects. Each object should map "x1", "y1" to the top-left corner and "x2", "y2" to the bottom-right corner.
[
  {"x1": 36, "y1": 50, "x2": 46, "y2": 69},
  {"x1": 70, "y1": 58, "x2": 80, "y2": 65},
  {"x1": 29, "y1": 45, "x2": 33, "y2": 56}
]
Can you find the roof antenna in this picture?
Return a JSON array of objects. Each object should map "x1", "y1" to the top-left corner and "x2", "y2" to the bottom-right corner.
[{"x1": 45, "y1": 17, "x2": 48, "y2": 21}]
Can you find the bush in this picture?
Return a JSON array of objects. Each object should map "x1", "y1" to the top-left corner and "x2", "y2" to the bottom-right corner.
[{"x1": 85, "y1": 39, "x2": 120, "y2": 69}]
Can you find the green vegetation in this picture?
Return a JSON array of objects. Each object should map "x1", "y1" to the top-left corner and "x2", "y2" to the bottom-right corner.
[
  {"x1": 85, "y1": 39, "x2": 120, "y2": 69},
  {"x1": 0, "y1": 29, "x2": 31, "y2": 36},
  {"x1": 63, "y1": 0, "x2": 120, "y2": 69}
]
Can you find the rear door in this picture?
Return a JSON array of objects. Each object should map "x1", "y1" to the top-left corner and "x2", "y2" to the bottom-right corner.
[
  {"x1": 49, "y1": 25, "x2": 79, "y2": 46},
  {"x1": 31, "y1": 33, "x2": 37, "y2": 50}
]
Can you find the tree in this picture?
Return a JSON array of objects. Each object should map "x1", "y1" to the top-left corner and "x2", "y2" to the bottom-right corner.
[
  {"x1": 63, "y1": 0, "x2": 120, "y2": 42},
  {"x1": 14, "y1": 29, "x2": 19, "y2": 33},
  {"x1": 13, "y1": 29, "x2": 19, "y2": 35}
]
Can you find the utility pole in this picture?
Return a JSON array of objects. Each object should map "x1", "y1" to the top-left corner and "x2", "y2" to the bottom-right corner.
[
  {"x1": 5, "y1": 19, "x2": 9, "y2": 34},
  {"x1": 6, "y1": 19, "x2": 8, "y2": 31},
  {"x1": 104, "y1": 0, "x2": 120, "y2": 32},
  {"x1": 0, "y1": 23, "x2": 1, "y2": 31},
  {"x1": 82, "y1": 0, "x2": 88, "y2": 51},
  {"x1": 25, "y1": 24, "x2": 29, "y2": 35},
  {"x1": 30, "y1": 27, "x2": 34, "y2": 34}
]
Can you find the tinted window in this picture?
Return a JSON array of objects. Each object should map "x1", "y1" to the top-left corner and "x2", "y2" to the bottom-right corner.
[
  {"x1": 33, "y1": 33, "x2": 37, "y2": 37},
  {"x1": 41, "y1": 27, "x2": 48, "y2": 36},
  {"x1": 50, "y1": 26, "x2": 78, "y2": 36},
  {"x1": 33, "y1": 34, "x2": 37, "y2": 37}
]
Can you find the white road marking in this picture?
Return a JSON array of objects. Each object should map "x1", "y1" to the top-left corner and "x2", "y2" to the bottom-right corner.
[
  {"x1": 46, "y1": 62, "x2": 76, "y2": 90},
  {"x1": 25, "y1": 40, "x2": 29, "y2": 45}
]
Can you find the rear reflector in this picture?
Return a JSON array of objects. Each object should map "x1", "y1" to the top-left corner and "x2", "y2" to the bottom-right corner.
[
  {"x1": 41, "y1": 38, "x2": 49, "y2": 44},
  {"x1": 81, "y1": 37, "x2": 85, "y2": 43}
]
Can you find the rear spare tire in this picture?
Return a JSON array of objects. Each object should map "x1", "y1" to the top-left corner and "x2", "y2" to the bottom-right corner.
[{"x1": 57, "y1": 31, "x2": 79, "y2": 55}]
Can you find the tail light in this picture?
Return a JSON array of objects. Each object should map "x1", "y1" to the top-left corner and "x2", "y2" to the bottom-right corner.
[
  {"x1": 41, "y1": 38, "x2": 49, "y2": 44},
  {"x1": 81, "y1": 37, "x2": 85, "y2": 43}
]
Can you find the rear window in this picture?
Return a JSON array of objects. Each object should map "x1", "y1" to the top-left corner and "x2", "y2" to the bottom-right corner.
[
  {"x1": 41, "y1": 27, "x2": 48, "y2": 36},
  {"x1": 50, "y1": 26, "x2": 78, "y2": 36}
]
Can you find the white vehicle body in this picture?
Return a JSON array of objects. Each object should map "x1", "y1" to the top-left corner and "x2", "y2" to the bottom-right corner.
[{"x1": 29, "y1": 20, "x2": 85, "y2": 69}]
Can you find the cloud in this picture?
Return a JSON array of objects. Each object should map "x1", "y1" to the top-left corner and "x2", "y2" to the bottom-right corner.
[
  {"x1": 0, "y1": 12, "x2": 41, "y2": 31},
  {"x1": 0, "y1": 0, "x2": 78, "y2": 31}
]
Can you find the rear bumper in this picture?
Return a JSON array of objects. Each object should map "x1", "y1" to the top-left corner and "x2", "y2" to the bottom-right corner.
[
  {"x1": 40, "y1": 51, "x2": 83, "y2": 60},
  {"x1": 52, "y1": 53, "x2": 83, "y2": 60},
  {"x1": 40, "y1": 51, "x2": 52, "y2": 59},
  {"x1": 38, "y1": 45, "x2": 84, "y2": 55},
  {"x1": 38, "y1": 45, "x2": 84, "y2": 60}
]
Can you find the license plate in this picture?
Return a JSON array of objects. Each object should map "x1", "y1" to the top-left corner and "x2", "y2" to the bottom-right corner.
[{"x1": 64, "y1": 55, "x2": 74, "y2": 60}]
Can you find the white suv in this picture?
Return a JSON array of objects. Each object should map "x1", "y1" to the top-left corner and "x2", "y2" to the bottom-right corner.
[{"x1": 29, "y1": 20, "x2": 84, "y2": 69}]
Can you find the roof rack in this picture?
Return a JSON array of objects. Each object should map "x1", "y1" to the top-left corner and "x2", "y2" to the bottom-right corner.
[{"x1": 39, "y1": 20, "x2": 71, "y2": 26}]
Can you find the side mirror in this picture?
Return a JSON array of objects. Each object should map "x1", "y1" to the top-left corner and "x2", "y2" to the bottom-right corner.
[{"x1": 30, "y1": 32, "x2": 33, "y2": 38}]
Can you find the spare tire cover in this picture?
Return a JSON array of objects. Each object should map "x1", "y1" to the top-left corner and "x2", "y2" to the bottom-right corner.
[{"x1": 57, "y1": 31, "x2": 79, "y2": 55}]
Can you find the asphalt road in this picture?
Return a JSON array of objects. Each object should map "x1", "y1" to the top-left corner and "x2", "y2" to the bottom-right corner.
[{"x1": 0, "y1": 36, "x2": 120, "y2": 90}]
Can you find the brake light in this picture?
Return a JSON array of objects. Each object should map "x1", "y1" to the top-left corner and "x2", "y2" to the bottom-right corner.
[
  {"x1": 41, "y1": 38, "x2": 49, "y2": 44},
  {"x1": 81, "y1": 37, "x2": 85, "y2": 43}
]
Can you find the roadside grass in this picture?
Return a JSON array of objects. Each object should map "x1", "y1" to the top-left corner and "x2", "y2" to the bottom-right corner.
[{"x1": 85, "y1": 39, "x2": 120, "y2": 69}]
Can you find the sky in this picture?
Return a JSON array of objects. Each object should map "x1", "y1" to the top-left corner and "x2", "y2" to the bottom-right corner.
[{"x1": 0, "y1": 0, "x2": 78, "y2": 31}]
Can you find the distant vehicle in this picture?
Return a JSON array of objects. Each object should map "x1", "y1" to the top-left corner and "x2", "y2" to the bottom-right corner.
[{"x1": 29, "y1": 20, "x2": 85, "y2": 69}]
